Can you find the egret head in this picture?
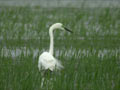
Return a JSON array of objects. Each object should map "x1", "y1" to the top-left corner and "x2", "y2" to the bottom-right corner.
[{"x1": 50, "y1": 23, "x2": 73, "y2": 33}]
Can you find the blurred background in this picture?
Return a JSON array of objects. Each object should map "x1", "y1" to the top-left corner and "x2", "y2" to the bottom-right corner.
[
  {"x1": 0, "y1": 0, "x2": 120, "y2": 8},
  {"x1": 0, "y1": 0, "x2": 120, "y2": 90}
]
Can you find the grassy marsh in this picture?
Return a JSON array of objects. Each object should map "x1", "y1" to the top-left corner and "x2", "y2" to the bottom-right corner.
[{"x1": 0, "y1": 7, "x2": 120, "y2": 90}]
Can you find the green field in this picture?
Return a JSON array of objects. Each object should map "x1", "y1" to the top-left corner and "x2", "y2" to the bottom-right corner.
[{"x1": 0, "y1": 6, "x2": 120, "y2": 90}]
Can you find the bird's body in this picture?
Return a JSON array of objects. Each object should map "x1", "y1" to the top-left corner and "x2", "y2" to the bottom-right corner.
[
  {"x1": 38, "y1": 23, "x2": 72, "y2": 71},
  {"x1": 38, "y1": 52, "x2": 63, "y2": 71}
]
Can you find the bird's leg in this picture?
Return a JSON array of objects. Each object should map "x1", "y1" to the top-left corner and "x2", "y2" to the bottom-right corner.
[{"x1": 41, "y1": 77, "x2": 45, "y2": 88}]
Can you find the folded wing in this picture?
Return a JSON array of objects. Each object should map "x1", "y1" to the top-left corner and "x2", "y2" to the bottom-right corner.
[{"x1": 38, "y1": 52, "x2": 63, "y2": 71}]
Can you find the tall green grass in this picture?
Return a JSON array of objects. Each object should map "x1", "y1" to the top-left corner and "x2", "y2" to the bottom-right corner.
[{"x1": 0, "y1": 6, "x2": 120, "y2": 90}]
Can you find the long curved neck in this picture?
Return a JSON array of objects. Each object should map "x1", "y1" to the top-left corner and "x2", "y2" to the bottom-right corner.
[{"x1": 49, "y1": 28, "x2": 54, "y2": 55}]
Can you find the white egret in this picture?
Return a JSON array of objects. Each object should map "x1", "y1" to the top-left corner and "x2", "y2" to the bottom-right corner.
[{"x1": 38, "y1": 23, "x2": 72, "y2": 71}]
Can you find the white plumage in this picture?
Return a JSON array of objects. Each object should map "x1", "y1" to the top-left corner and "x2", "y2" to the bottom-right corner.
[
  {"x1": 38, "y1": 23, "x2": 72, "y2": 71},
  {"x1": 38, "y1": 52, "x2": 63, "y2": 71}
]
